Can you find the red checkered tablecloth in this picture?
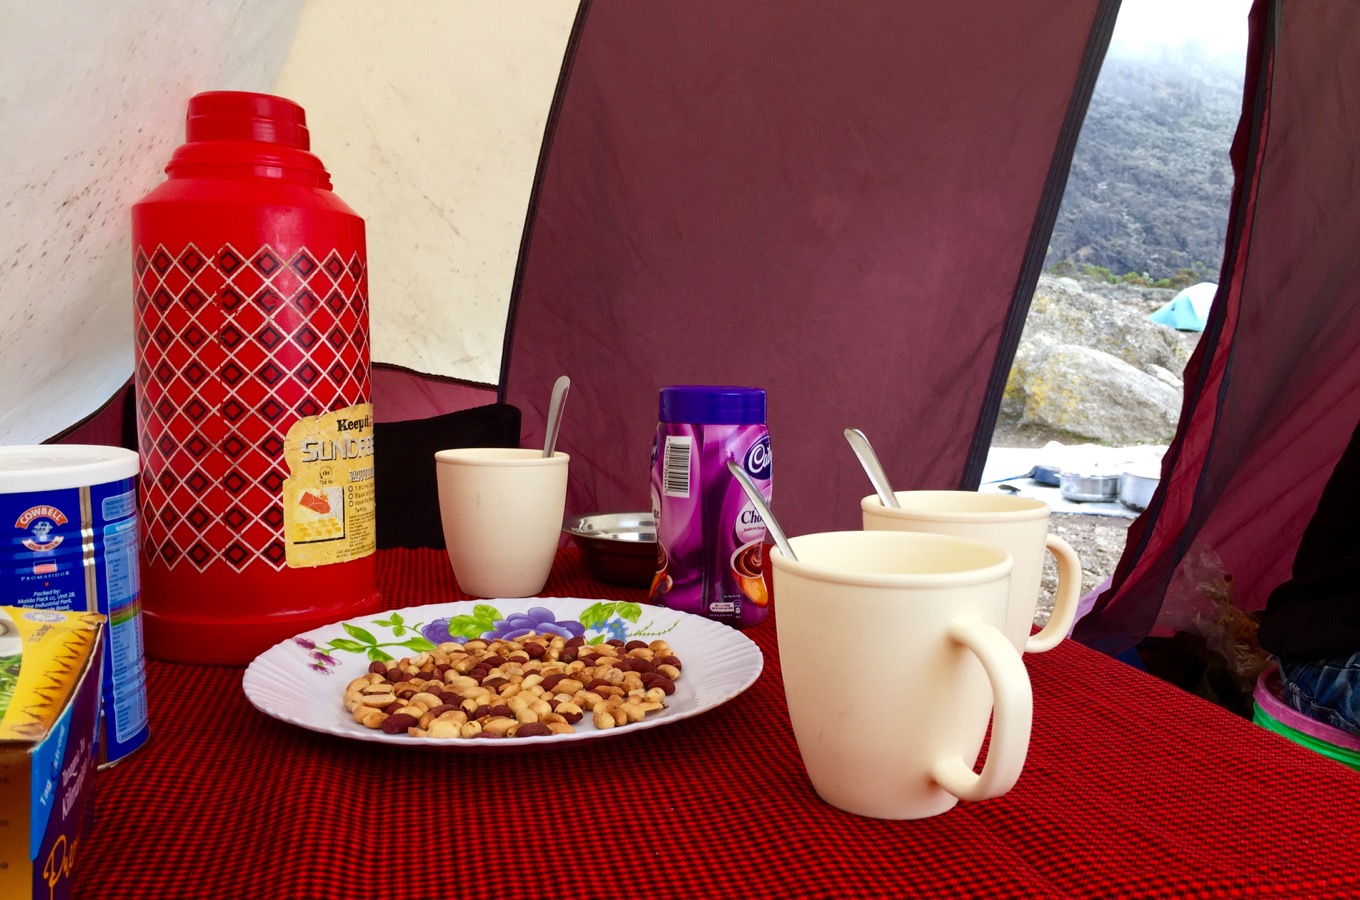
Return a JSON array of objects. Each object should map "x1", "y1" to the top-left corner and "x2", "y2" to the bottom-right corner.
[{"x1": 77, "y1": 548, "x2": 1360, "y2": 898}]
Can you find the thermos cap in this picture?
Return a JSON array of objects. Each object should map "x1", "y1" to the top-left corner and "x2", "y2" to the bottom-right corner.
[
  {"x1": 659, "y1": 385, "x2": 766, "y2": 425},
  {"x1": 185, "y1": 91, "x2": 311, "y2": 150}
]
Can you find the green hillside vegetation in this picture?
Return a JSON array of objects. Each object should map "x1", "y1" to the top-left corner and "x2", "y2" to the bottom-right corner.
[{"x1": 1046, "y1": 51, "x2": 1243, "y2": 284}]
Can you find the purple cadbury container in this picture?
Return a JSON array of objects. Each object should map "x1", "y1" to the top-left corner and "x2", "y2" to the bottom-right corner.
[{"x1": 649, "y1": 386, "x2": 771, "y2": 627}]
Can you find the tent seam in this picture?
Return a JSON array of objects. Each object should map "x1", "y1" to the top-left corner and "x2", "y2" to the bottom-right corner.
[
  {"x1": 373, "y1": 361, "x2": 495, "y2": 393},
  {"x1": 1157, "y1": 0, "x2": 1281, "y2": 623},
  {"x1": 496, "y1": 0, "x2": 594, "y2": 404},
  {"x1": 1078, "y1": 0, "x2": 1280, "y2": 652}
]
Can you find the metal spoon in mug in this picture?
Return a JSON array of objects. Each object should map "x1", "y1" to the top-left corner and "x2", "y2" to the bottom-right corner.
[
  {"x1": 726, "y1": 458, "x2": 797, "y2": 562},
  {"x1": 543, "y1": 375, "x2": 570, "y2": 457},
  {"x1": 844, "y1": 428, "x2": 900, "y2": 509}
]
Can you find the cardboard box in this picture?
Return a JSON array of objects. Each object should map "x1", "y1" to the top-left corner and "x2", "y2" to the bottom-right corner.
[{"x1": 0, "y1": 607, "x2": 104, "y2": 900}]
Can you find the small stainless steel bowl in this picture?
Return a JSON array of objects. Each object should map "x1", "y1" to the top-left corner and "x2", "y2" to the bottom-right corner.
[
  {"x1": 1058, "y1": 471, "x2": 1120, "y2": 503},
  {"x1": 562, "y1": 512, "x2": 657, "y2": 588}
]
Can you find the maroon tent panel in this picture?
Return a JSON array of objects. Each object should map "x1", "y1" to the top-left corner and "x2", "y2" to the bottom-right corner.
[
  {"x1": 1076, "y1": 0, "x2": 1360, "y2": 653},
  {"x1": 59, "y1": 0, "x2": 1359, "y2": 658},
  {"x1": 501, "y1": 0, "x2": 1117, "y2": 537}
]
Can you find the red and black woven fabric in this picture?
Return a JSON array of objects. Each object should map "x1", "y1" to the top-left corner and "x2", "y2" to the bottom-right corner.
[{"x1": 78, "y1": 548, "x2": 1360, "y2": 899}]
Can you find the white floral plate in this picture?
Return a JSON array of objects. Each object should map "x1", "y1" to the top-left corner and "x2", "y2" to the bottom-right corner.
[{"x1": 242, "y1": 597, "x2": 764, "y2": 749}]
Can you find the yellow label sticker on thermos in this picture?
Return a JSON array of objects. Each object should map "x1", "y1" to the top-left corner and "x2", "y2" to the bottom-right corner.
[{"x1": 282, "y1": 403, "x2": 377, "y2": 567}]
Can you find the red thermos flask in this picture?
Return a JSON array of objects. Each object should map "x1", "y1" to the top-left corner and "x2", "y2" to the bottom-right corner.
[{"x1": 133, "y1": 91, "x2": 380, "y2": 665}]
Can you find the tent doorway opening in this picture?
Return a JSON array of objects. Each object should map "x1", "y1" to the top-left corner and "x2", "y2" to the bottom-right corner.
[{"x1": 983, "y1": 0, "x2": 1251, "y2": 639}]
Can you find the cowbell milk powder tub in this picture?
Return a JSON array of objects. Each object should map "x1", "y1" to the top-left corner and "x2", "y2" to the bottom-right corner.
[{"x1": 0, "y1": 445, "x2": 150, "y2": 765}]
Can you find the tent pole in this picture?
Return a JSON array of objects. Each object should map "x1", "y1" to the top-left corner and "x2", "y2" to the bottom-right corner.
[{"x1": 497, "y1": 0, "x2": 595, "y2": 404}]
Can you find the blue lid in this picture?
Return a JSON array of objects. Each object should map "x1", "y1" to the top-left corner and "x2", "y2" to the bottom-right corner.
[{"x1": 658, "y1": 385, "x2": 766, "y2": 424}]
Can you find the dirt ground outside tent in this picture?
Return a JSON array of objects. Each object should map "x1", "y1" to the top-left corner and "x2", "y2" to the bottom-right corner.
[{"x1": 991, "y1": 420, "x2": 1133, "y2": 627}]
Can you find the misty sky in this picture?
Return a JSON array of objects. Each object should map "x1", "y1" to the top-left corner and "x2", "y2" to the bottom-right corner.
[{"x1": 1108, "y1": 0, "x2": 1252, "y2": 64}]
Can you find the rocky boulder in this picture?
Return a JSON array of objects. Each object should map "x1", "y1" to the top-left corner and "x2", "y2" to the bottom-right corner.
[
  {"x1": 1009, "y1": 344, "x2": 1182, "y2": 444},
  {"x1": 1001, "y1": 275, "x2": 1199, "y2": 444}
]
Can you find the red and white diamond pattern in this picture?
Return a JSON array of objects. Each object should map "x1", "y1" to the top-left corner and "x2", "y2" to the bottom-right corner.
[{"x1": 134, "y1": 242, "x2": 371, "y2": 572}]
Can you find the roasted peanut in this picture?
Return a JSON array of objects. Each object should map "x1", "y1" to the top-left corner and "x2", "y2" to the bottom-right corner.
[
  {"x1": 339, "y1": 629, "x2": 682, "y2": 740},
  {"x1": 410, "y1": 691, "x2": 443, "y2": 710},
  {"x1": 514, "y1": 722, "x2": 552, "y2": 738},
  {"x1": 481, "y1": 716, "x2": 516, "y2": 737},
  {"x1": 380, "y1": 713, "x2": 419, "y2": 734},
  {"x1": 355, "y1": 708, "x2": 387, "y2": 729},
  {"x1": 427, "y1": 719, "x2": 460, "y2": 739}
]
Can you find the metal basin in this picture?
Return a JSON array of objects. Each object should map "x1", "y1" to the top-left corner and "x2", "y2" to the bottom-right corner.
[
  {"x1": 562, "y1": 511, "x2": 657, "y2": 588},
  {"x1": 1059, "y1": 471, "x2": 1119, "y2": 503},
  {"x1": 1118, "y1": 468, "x2": 1160, "y2": 512}
]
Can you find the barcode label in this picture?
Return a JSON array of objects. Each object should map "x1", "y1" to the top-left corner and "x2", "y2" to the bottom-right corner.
[{"x1": 663, "y1": 436, "x2": 693, "y2": 497}]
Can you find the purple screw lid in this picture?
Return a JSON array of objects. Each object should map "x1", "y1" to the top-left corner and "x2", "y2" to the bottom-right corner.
[{"x1": 658, "y1": 386, "x2": 766, "y2": 425}]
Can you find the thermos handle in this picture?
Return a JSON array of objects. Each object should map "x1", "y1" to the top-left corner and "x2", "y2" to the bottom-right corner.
[{"x1": 931, "y1": 615, "x2": 1033, "y2": 802}]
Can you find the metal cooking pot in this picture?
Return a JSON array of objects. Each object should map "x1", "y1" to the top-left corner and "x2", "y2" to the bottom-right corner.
[
  {"x1": 1118, "y1": 468, "x2": 1160, "y2": 512},
  {"x1": 1059, "y1": 471, "x2": 1119, "y2": 502}
]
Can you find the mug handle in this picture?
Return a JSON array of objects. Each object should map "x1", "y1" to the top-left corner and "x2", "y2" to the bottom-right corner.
[
  {"x1": 1024, "y1": 535, "x2": 1082, "y2": 654},
  {"x1": 931, "y1": 616, "x2": 1033, "y2": 802}
]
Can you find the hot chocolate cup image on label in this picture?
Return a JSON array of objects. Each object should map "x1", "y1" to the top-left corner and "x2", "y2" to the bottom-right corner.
[
  {"x1": 649, "y1": 542, "x2": 672, "y2": 598},
  {"x1": 731, "y1": 539, "x2": 769, "y2": 607}
]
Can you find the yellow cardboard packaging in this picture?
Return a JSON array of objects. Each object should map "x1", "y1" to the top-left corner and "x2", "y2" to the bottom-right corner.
[{"x1": 0, "y1": 606, "x2": 104, "y2": 899}]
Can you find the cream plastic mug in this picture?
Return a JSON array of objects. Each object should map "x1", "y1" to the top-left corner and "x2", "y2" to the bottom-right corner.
[
  {"x1": 771, "y1": 530, "x2": 1031, "y2": 820},
  {"x1": 862, "y1": 491, "x2": 1081, "y2": 653},
  {"x1": 434, "y1": 448, "x2": 569, "y2": 597}
]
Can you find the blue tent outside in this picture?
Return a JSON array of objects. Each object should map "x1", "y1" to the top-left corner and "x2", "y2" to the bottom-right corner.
[{"x1": 1149, "y1": 281, "x2": 1218, "y2": 331}]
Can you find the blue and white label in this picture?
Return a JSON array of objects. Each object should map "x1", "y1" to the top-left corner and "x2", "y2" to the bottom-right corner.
[{"x1": 1, "y1": 477, "x2": 150, "y2": 764}]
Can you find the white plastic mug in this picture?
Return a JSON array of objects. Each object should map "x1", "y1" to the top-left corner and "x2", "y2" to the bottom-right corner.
[
  {"x1": 434, "y1": 448, "x2": 569, "y2": 597},
  {"x1": 862, "y1": 491, "x2": 1081, "y2": 653},
  {"x1": 771, "y1": 530, "x2": 1031, "y2": 820}
]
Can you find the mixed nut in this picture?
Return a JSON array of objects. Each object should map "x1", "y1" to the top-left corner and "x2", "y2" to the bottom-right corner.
[{"x1": 341, "y1": 632, "x2": 683, "y2": 740}]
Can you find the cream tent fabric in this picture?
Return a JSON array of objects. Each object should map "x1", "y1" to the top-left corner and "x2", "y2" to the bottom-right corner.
[
  {"x1": 0, "y1": 0, "x2": 308, "y2": 443},
  {"x1": 272, "y1": 2, "x2": 577, "y2": 385},
  {"x1": 0, "y1": 0, "x2": 575, "y2": 444}
]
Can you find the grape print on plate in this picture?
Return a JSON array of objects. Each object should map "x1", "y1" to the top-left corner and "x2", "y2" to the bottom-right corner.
[{"x1": 300, "y1": 601, "x2": 664, "y2": 672}]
